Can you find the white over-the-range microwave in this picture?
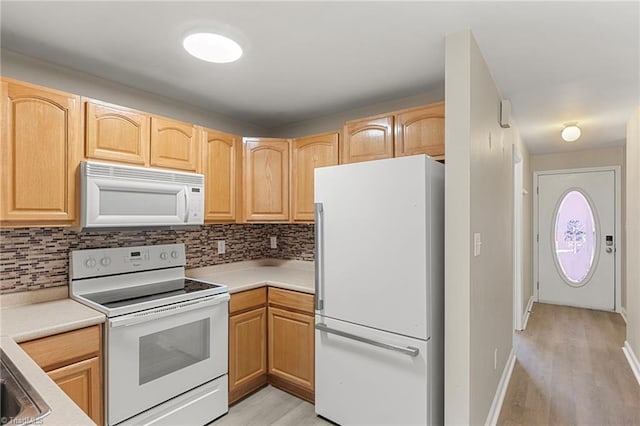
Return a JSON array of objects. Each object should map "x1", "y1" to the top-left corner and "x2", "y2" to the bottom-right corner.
[{"x1": 81, "y1": 160, "x2": 204, "y2": 229}]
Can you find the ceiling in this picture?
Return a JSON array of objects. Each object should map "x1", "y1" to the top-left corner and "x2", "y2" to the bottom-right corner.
[{"x1": 1, "y1": 1, "x2": 638, "y2": 154}]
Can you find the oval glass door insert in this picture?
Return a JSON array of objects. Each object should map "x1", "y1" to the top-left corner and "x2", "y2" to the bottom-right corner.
[{"x1": 554, "y1": 190, "x2": 597, "y2": 285}]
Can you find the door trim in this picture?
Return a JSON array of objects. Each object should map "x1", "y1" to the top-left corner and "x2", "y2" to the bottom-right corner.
[
  {"x1": 513, "y1": 146, "x2": 524, "y2": 331},
  {"x1": 533, "y1": 166, "x2": 621, "y2": 312}
]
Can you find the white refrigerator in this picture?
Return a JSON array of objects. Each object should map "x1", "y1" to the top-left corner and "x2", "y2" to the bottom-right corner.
[{"x1": 314, "y1": 155, "x2": 444, "y2": 426}]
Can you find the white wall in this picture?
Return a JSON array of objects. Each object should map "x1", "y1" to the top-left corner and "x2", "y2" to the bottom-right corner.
[
  {"x1": 0, "y1": 49, "x2": 267, "y2": 136},
  {"x1": 445, "y1": 30, "x2": 525, "y2": 425},
  {"x1": 268, "y1": 87, "x2": 444, "y2": 138},
  {"x1": 626, "y1": 108, "x2": 640, "y2": 364},
  {"x1": 531, "y1": 146, "x2": 624, "y2": 171}
]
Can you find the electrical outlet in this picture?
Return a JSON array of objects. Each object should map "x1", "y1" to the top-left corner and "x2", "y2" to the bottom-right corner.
[
  {"x1": 270, "y1": 236, "x2": 277, "y2": 249},
  {"x1": 494, "y1": 348, "x2": 498, "y2": 370},
  {"x1": 217, "y1": 240, "x2": 225, "y2": 254}
]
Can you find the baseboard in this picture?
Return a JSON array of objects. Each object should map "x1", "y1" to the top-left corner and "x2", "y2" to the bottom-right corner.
[
  {"x1": 622, "y1": 341, "x2": 640, "y2": 386},
  {"x1": 521, "y1": 296, "x2": 535, "y2": 331},
  {"x1": 620, "y1": 307, "x2": 628, "y2": 324},
  {"x1": 485, "y1": 348, "x2": 516, "y2": 426}
]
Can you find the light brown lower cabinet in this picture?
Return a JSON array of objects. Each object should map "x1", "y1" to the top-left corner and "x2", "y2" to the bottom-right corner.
[
  {"x1": 19, "y1": 325, "x2": 103, "y2": 425},
  {"x1": 228, "y1": 287, "x2": 315, "y2": 405},
  {"x1": 48, "y1": 357, "x2": 102, "y2": 423},
  {"x1": 267, "y1": 287, "x2": 315, "y2": 403},
  {"x1": 228, "y1": 288, "x2": 267, "y2": 404}
]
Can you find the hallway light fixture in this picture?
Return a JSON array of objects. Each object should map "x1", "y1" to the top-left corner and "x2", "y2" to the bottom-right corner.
[
  {"x1": 183, "y1": 33, "x2": 242, "y2": 63},
  {"x1": 561, "y1": 123, "x2": 581, "y2": 142}
]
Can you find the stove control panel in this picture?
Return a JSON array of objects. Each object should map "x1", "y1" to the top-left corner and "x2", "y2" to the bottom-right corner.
[{"x1": 70, "y1": 244, "x2": 186, "y2": 279}]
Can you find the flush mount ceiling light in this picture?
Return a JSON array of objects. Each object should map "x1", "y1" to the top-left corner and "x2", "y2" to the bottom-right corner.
[
  {"x1": 183, "y1": 33, "x2": 242, "y2": 63},
  {"x1": 561, "y1": 123, "x2": 581, "y2": 142}
]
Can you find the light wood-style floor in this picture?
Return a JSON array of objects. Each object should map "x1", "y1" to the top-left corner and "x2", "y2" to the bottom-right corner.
[
  {"x1": 498, "y1": 303, "x2": 640, "y2": 425},
  {"x1": 211, "y1": 304, "x2": 639, "y2": 425},
  {"x1": 210, "y1": 386, "x2": 331, "y2": 426}
]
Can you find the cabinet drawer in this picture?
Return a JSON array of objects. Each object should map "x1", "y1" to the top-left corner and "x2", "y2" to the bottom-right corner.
[
  {"x1": 268, "y1": 287, "x2": 314, "y2": 314},
  {"x1": 229, "y1": 287, "x2": 267, "y2": 314},
  {"x1": 20, "y1": 325, "x2": 101, "y2": 371}
]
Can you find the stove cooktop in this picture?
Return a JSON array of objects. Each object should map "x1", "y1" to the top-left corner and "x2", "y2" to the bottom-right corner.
[{"x1": 80, "y1": 278, "x2": 227, "y2": 315}]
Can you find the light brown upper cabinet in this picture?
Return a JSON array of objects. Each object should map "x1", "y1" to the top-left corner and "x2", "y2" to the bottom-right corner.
[
  {"x1": 394, "y1": 102, "x2": 445, "y2": 160},
  {"x1": 341, "y1": 114, "x2": 393, "y2": 164},
  {"x1": 291, "y1": 132, "x2": 339, "y2": 222},
  {"x1": 243, "y1": 138, "x2": 289, "y2": 222},
  {"x1": 201, "y1": 127, "x2": 241, "y2": 222},
  {"x1": 85, "y1": 99, "x2": 150, "y2": 166},
  {"x1": 0, "y1": 78, "x2": 82, "y2": 226},
  {"x1": 150, "y1": 116, "x2": 200, "y2": 172}
]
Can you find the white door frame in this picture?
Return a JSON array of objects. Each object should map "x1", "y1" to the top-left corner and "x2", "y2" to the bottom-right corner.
[
  {"x1": 533, "y1": 166, "x2": 622, "y2": 312},
  {"x1": 513, "y1": 147, "x2": 524, "y2": 330}
]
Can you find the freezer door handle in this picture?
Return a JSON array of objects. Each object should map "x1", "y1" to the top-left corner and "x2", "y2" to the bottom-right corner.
[
  {"x1": 315, "y1": 323, "x2": 420, "y2": 357},
  {"x1": 314, "y1": 202, "x2": 324, "y2": 311}
]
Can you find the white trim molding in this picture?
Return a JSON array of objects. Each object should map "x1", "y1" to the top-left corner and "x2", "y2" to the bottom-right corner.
[
  {"x1": 521, "y1": 297, "x2": 535, "y2": 331},
  {"x1": 485, "y1": 349, "x2": 516, "y2": 426},
  {"x1": 622, "y1": 341, "x2": 640, "y2": 386},
  {"x1": 620, "y1": 307, "x2": 628, "y2": 324}
]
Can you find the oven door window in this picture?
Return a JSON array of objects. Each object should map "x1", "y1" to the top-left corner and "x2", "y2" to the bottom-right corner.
[{"x1": 139, "y1": 318, "x2": 210, "y2": 385}]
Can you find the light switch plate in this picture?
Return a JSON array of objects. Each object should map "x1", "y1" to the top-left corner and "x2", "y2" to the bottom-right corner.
[
  {"x1": 474, "y1": 233, "x2": 482, "y2": 257},
  {"x1": 270, "y1": 236, "x2": 277, "y2": 249},
  {"x1": 217, "y1": 240, "x2": 225, "y2": 254}
]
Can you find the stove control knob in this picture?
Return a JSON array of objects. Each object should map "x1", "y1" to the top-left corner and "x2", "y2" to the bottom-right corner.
[
  {"x1": 100, "y1": 257, "x2": 111, "y2": 267},
  {"x1": 160, "y1": 252, "x2": 168, "y2": 260},
  {"x1": 170, "y1": 250, "x2": 178, "y2": 259},
  {"x1": 85, "y1": 257, "x2": 97, "y2": 268}
]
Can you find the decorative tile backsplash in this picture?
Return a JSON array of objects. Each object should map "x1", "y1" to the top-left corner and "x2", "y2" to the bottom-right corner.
[{"x1": 0, "y1": 224, "x2": 314, "y2": 294}]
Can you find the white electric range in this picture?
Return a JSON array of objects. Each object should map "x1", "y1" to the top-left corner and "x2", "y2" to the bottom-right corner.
[{"x1": 70, "y1": 243, "x2": 229, "y2": 426}]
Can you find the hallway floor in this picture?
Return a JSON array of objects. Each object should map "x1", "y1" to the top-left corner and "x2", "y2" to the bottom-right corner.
[{"x1": 498, "y1": 303, "x2": 640, "y2": 425}]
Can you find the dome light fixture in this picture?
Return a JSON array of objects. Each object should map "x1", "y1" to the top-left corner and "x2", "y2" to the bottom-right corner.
[
  {"x1": 183, "y1": 33, "x2": 242, "y2": 63},
  {"x1": 561, "y1": 123, "x2": 581, "y2": 142}
]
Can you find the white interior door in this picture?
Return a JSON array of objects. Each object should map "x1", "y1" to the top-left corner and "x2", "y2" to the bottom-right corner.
[{"x1": 537, "y1": 170, "x2": 615, "y2": 310}]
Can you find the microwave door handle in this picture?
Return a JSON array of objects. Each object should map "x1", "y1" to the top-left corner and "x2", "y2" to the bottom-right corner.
[{"x1": 184, "y1": 187, "x2": 191, "y2": 221}]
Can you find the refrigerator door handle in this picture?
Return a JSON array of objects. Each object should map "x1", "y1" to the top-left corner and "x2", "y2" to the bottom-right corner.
[
  {"x1": 315, "y1": 323, "x2": 420, "y2": 357},
  {"x1": 315, "y1": 202, "x2": 324, "y2": 311}
]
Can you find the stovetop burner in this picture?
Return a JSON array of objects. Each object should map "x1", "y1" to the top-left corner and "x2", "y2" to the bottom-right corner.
[{"x1": 82, "y1": 278, "x2": 225, "y2": 310}]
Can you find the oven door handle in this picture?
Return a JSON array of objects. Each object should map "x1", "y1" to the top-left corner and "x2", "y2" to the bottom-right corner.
[{"x1": 109, "y1": 294, "x2": 229, "y2": 328}]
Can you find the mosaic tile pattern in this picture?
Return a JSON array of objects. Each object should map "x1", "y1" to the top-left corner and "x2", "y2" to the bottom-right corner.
[
  {"x1": 0, "y1": 224, "x2": 315, "y2": 294},
  {"x1": 264, "y1": 224, "x2": 315, "y2": 261}
]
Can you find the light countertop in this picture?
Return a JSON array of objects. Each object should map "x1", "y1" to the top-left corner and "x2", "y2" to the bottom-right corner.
[
  {"x1": 1, "y1": 293, "x2": 106, "y2": 425},
  {"x1": 0, "y1": 258, "x2": 312, "y2": 425},
  {"x1": 187, "y1": 259, "x2": 315, "y2": 294}
]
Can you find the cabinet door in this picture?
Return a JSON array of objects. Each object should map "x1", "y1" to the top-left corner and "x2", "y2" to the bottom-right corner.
[
  {"x1": 85, "y1": 99, "x2": 150, "y2": 166},
  {"x1": 150, "y1": 116, "x2": 200, "y2": 172},
  {"x1": 291, "y1": 132, "x2": 339, "y2": 222},
  {"x1": 229, "y1": 307, "x2": 267, "y2": 403},
  {"x1": 243, "y1": 138, "x2": 289, "y2": 222},
  {"x1": 48, "y1": 357, "x2": 103, "y2": 425},
  {"x1": 202, "y1": 128, "x2": 240, "y2": 222},
  {"x1": 268, "y1": 307, "x2": 314, "y2": 394},
  {"x1": 341, "y1": 115, "x2": 393, "y2": 164},
  {"x1": 395, "y1": 102, "x2": 445, "y2": 160},
  {"x1": 1, "y1": 79, "x2": 82, "y2": 224}
]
